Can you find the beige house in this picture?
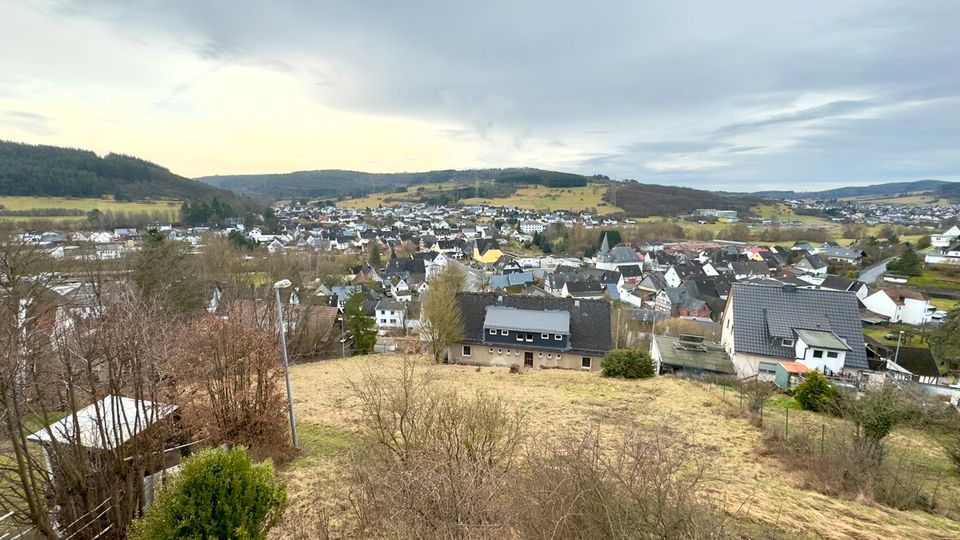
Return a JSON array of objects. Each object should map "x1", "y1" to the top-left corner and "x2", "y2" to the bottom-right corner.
[{"x1": 447, "y1": 293, "x2": 612, "y2": 372}]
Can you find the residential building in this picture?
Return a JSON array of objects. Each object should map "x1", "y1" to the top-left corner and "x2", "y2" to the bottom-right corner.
[
  {"x1": 720, "y1": 283, "x2": 868, "y2": 379},
  {"x1": 447, "y1": 293, "x2": 611, "y2": 371},
  {"x1": 860, "y1": 287, "x2": 933, "y2": 325}
]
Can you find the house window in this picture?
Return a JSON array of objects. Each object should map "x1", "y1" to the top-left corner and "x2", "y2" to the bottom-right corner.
[
  {"x1": 498, "y1": 349, "x2": 503, "y2": 354},
  {"x1": 813, "y1": 350, "x2": 824, "y2": 358},
  {"x1": 547, "y1": 353, "x2": 553, "y2": 358},
  {"x1": 554, "y1": 334, "x2": 562, "y2": 340},
  {"x1": 758, "y1": 362, "x2": 777, "y2": 374},
  {"x1": 538, "y1": 352, "x2": 543, "y2": 357},
  {"x1": 525, "y1": 333, "x2": 533, "y2": 342},
  {"x1": 542, "y1": 333, "x2": 549, "y2": 339},
  {"x1": 516, "y1": 334, "x2": 524, "y2": 341},
  {"x1": 489, "y1": 329, "x2": 497, "y2": 335},
  {"x1": 782, "y1": 339, "x2": 794, "y2": 347},
  {"x1": 489, "y1": 348, "x2": 493, "y2": 354},
  {"x1": 380, "y1": 319, "x2": 387, "y2": 324},
  {"x1": 826, "y1": 351, "x2": 839, "y2": 359},
  {"x1": 501, "y1": 330, "x2": 508, "y2": 336},
  {"x1": 581, "y1": 357, "x2": 592, "y2": 370},
  {"x1": 462, "y1": 346, "x2": 471, "y2": 357}
]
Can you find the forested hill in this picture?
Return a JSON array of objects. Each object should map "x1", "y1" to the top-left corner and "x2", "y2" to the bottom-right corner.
[
  {"x1": 0, "y1": 140, "x2": 249, "y2": 206},
  {"x1": 753, "y1": 180, "x2": 957, "y2": 201},
  {"x1": 604, "y1": 181, "x2": 761, "y2": 217},
  {"x1": 198, "y1": 167, "x2": 597, "y2": 200}
]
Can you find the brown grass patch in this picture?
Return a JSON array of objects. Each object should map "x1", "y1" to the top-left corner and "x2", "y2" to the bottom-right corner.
[{"x1": 274, "y1": 355, "x2": 960, "y2": 539}]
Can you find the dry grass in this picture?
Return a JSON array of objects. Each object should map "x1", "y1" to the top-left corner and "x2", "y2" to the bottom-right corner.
[
  {"x1": 276, "y1": 355, "x2": 960, "y2": 539},
  {"x1": 0, "y1": 196, "x2": 180, "y2": 221},
  {"x1": 462, "y1": 184, "x2": 621, "y2": 214}
]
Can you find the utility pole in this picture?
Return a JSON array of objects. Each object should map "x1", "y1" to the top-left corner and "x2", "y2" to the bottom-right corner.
[{"x1": 273, "y1": 279, "x2": 300, "y2": 450}]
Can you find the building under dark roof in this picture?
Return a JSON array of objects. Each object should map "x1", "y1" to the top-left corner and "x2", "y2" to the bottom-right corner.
[
  {"x1": 455, "y1": 293, "x2": 611, "y2": 357},
  {"x1": 727, "y1": 282, "x2": 868, "y2": 370}
]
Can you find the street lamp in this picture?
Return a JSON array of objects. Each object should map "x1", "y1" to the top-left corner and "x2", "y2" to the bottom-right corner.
[
  {"x1": 274, "y1": 279, "x2": 299, "y2": 449},
  {"x1": 893, "y1": 330, "x2": 905, "y2": 365}
]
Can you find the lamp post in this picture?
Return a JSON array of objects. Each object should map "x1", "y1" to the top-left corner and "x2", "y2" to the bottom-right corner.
[
  {"x1": 893, "y1": 330, "x2": 905, "y2": 365},
  {"x1": 274, "y1": 279, "x2": 299, "y2": 449}
]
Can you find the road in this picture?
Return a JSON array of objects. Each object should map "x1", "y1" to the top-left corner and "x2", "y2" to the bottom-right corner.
[{"x1": 859, "y1": 257, "x2": 894, "y2": 284}]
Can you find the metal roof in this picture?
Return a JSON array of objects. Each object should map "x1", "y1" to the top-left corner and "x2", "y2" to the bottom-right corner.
[
  {"x1": 26, "y1": 395, "x2": 177, "y2": 450},
  {"x1": 483, "y1": 305, "x2": 570, "y2": 334},
  {"x1": 654, "y1": 335, "x2": 736, "y2": 374},
  {"x1": 795, "y1": 329, "x2": 852, "y2": 351}
]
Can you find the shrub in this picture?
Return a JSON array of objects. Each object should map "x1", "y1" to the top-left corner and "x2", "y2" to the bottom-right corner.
[
  {"x1": 792, "y1": 371, "x2": 836, "y2": 412},
  {"x1": 601, "y1": 349, "x2": 655, "y2": 379},
  {"x1": 130, "y1": 447, "x2": 287, "y2": 540}
]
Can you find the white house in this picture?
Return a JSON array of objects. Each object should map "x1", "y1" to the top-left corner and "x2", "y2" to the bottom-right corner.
[
  {"x1": 720, "y1": 283, "x2": 868, "y2": 380},
  {"x1": 374, "y1": 299, "x2": 407, "y2": 331},
  {"x1": 860, "y1": 287, "x2": 933, "y2": 326},
  {"x1": 519, "y1": 221, "x2": 547, "y2": 235},
  {"x1": 926, "y1": 225, "x2": 960, "y2": 266}
]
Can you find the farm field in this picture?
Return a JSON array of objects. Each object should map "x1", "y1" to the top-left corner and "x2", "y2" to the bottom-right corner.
[
  {"x1": 0, "y1": 196, "x2": 180, "y2": 222},
  {"x1": 462, "y1": 184, "x2": 619, "y2": 214},
  {"x1": 274, "y1": 355, "x2": 960, "y2": 539},
  {"x1": 332, "y1": 181, "x2": 458, "y2": 209}
]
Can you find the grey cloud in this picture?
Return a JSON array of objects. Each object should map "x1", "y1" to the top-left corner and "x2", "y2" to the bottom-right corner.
[
  {"x1": 39, "y1": 1, "x2": 960, "y2": 189},
  {"x1": 2, "y1": 110, "x2": 56, "y2": 135},
  {"x1": 713, "y1": 100, "x2": 876, "y2": 136}
]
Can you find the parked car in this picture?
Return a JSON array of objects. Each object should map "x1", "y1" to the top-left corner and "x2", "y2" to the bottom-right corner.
[{"x1": 931, "y1": 310, "x2": 948, "y2": 321}]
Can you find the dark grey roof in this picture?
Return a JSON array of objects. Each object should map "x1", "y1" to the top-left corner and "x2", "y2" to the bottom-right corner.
[
  {"x1": 729, "y1": 282, "x2": 867, "y2": 370},
  {"x1": 456, "y1": 293, "x2": 611, "y2": 355}
]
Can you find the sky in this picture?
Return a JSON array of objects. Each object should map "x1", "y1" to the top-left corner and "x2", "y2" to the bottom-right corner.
[{"x1": 1, "y1": 0, "x2": 958, "y2": 191}]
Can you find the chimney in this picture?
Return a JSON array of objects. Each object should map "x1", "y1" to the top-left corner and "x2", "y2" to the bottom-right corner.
[{"x1": 574, "y1": 300, "x2": 580, "y2": 307}]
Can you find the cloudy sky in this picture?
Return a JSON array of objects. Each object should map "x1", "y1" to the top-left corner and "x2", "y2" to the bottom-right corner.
[{"x1": 1, "y1": 1, "x2": 958, "y2": 190}]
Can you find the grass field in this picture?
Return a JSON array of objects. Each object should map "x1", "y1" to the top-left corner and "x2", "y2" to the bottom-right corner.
[
  {"x1": 275, "y1": 355, "x2": 960, "y2": 539},
  {"x1": 337, "y1": 181, "x2": 621, "y2": 215},
  {"x1": 334, "y1": 181, "x2": 462, "y2": 209},
  {"x1": 840, "y1": 193, "x2": 951, "y2": 206},
  {"x1": 0, "y1": 196, "x2": 180, "y2": 222}
]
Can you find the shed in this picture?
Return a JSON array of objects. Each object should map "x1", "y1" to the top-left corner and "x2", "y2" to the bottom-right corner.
[{"x1": 775, "y1": 361, "x2": 810, "y2": 389}]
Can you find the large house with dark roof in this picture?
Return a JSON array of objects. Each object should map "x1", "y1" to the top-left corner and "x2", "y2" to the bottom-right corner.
[
  {"x1": 448, "y1": 293, "x2": 612, "y2": 371},
  {"x1": 720, "y1": 282, "x2": 868, "y2": 379}
]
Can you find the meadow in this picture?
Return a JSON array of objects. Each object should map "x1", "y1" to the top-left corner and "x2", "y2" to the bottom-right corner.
[
  {"x1": 274, "y1": 355, "x2": 960, "y2": 539},
  {"x1": 0, "y1": 196, "x2": 180, "y2": 222}
]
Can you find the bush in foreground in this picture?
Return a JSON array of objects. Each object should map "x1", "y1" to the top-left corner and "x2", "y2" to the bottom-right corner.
[
  {"x1": 792, "y1": 370, "x2": 837, "y2": 412},
  {"x1": 602, "y1": 349, "x2": 655, "y2": 379},
  {"x1": 130, "y1": 447, "x2": 287, "y2": 540}
]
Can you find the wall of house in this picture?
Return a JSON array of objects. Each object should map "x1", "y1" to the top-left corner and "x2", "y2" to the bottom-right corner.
[
  {"x1": 448, "y1": 343, "x2": 602, "y2": 372},
  {"x1": 730, "y1": 351, "x2": 778, "y2": 381},
  {"x1": 862, "y1": 291, "x2": 899, "y2": 321},
  {"x1": 901, "y1": 298, "x2": 931, "y2": 326},
  {"x1": 484, "y1": 328, "x2": 568, "y2": 349}
]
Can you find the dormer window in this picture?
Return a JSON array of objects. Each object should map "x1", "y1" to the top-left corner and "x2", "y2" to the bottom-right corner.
[
  {"x1": 489, "y1": 329, "x2": 497, "y2": 335},
  {"x1": 782, "y1": 338, "x2": 794, "y2": 347},
  {"x1": 554, "y1": 334, "x2": 563, "y2": 340}
]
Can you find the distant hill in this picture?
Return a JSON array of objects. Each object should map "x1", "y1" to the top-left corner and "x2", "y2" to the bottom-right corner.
[
  {"x1": 0, "y1": 140, "x2": 251, "y2": 208},
  {"x1": 754, "y1": 180, "x2": 957, "y2": 201},
  {"x1": 198, "y1": 167, "x2": 595, "y2": 201},
  {"x1": 605, "y1": 181, "x2": 761, "y2": 217}
]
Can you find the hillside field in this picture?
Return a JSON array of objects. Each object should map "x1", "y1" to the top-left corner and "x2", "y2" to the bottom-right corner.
[
  {"x1": 0, "y1": 196, "x2": 180, "y2": 222},
  {"x1": 461, "y1": 183, "x2": 620, "y2": 214},
  {"x1": 275, "y1": 355, "x2": 960, "y2": 539}
]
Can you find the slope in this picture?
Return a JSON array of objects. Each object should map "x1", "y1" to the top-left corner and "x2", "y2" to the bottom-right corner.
[
  {"x1": 755, "y1": 180, "x2": 957, "y2": 201},
  {"x1": 0, "y1": 140, "x2": 250, "y2": 208}
]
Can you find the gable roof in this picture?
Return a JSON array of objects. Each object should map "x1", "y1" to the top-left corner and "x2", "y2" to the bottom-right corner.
[
  {"x1": 456, "y1": 293, "x2": 611, "y2": 355},
  {"x1": 729, "y1": 283, "x2": 868, "y2": 370}
]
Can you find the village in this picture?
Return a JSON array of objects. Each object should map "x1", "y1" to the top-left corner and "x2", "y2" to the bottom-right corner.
[{"x1": 4, "y1": 195, "x2": 960, "y2": 538}]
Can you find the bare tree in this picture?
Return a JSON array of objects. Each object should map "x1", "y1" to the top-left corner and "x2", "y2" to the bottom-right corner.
[{"x1": 420, "y1": 265, "x2": 465, "y2": 364}]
